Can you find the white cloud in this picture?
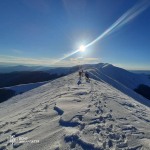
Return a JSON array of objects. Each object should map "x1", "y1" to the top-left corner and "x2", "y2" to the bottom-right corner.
[{"x1": 0, "y1": 55, "x2": 101, "y2": 67}]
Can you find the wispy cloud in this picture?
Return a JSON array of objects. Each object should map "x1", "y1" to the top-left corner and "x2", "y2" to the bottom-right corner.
[
  {"x1": 63, "y1": 53, "x2": 70, "y2": 57},
  {"x1": 12, "y1": 50, "x2": 23, "y2": 53},
  {"x1": 77, "y1": 56, "x2": 83, "y2": 59},
  {"x1": 0, "y1": 55, "x2": 64, "y2": 66},
  {"x1": 70, "y1": 57, "x2": 101, "y2": 65},
  {"x1": 84, "y1": 58, "x2": 100, "y2": 61},
  {"x1": 0, "y1": 55, "x2": 101, "y2": 67}
]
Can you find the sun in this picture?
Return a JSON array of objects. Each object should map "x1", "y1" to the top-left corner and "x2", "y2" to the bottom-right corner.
[{"x1": 79, "y1": 45, "x2": 86, "y2": 52}]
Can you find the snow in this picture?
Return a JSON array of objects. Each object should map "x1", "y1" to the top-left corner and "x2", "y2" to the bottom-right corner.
[
  {"x1": 0, "y1": 63, "x2": 150, "y2": 150},
  {"x1": 3, "y1": 81, "x2": 50, "y2": 94},
  {"x1": 97, "y1": 64, "x2": 150, "y2": 90},
  {"x1": 45, "y1": 63, "x2": 150, "y2": 90}
]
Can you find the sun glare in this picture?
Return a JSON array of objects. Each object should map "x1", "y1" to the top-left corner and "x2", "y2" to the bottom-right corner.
[{"x1": 79, "y1": 45, "x2": 86, "y2": 52}]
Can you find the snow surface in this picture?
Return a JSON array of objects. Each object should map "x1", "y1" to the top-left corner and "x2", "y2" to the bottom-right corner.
[
  {"x1": 0, "y1": 63, "x2": 150, "y2": 150},
  {"x1": 3, "y1": 81, "x2": 50, "y2": 95},
  {"x1": 94, "y1": 64, "x2": 150, "y2": 90},
  {"x1": 45, "y1": 63, "x2": 150, "y2": 90}
]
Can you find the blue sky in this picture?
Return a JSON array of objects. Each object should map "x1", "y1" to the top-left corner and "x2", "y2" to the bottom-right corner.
[{"x1": 0, "y1": 0, "x2": 150, "y2": 70}]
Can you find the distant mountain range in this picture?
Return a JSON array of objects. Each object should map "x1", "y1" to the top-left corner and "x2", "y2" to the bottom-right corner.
[
  {"x1": 0, "y1": 64, "x2": 150, "y2": 75},
  {"x1": 0, "y1": 65, "x2": 55, "y2": 73},
  {"x1": 0, "y1": 65, "x2": 81, "y2": 89},
  {"x1": 128, "y1": 70, "x2": 150, "y2": 75},
  {"x1": 0, "y1": 71, "x2": 59, "y2": 88}
]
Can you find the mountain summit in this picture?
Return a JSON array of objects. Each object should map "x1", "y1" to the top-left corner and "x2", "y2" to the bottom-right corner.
[{"x1": 0, "y1": 63, "x2": 150, "y2": 149}]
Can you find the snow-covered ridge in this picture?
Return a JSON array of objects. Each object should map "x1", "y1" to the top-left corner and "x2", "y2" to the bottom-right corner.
[
  {"x1": 79, "y1": 63, "x2": 150, "y2": 90},
  {"x1": 95, "y1": 63, "x2": 150, "y2": 90},
  {"x1": 0, "y1": 64, "x2": 150, "y2": 149},
  {"x1": 2, "y1": 63, "x2": 149, "y2": 96},
  {"x1": 46, "y1": 62, "x2": 150, "y2": 90}
]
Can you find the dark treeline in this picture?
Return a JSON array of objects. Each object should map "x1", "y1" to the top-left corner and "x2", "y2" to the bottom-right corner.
[
  {"x1": 134, "y1": 84, "x2": 150, "y2": 101},
  {"x1": 0, "y1": 71, "x2": 65, "y2": 88}
]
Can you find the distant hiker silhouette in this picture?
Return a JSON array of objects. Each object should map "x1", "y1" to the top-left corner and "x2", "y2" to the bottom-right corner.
[
  {"x1": 85, "y1": 72, "x2": 89, "y2": 80},
  {"x1": 82, "y1": 70, "x2": 83, "y2": 77},
  {"x1": 79, "y1": 71, "x2": 81, "y2": 79}
]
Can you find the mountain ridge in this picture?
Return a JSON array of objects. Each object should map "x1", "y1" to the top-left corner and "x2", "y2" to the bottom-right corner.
[
  {"x1": 1, "y1": 63, "x2": 150, "y2": 103},
  {"x1": 0, "y1": 66, "x2": 150, "y2": 149}
]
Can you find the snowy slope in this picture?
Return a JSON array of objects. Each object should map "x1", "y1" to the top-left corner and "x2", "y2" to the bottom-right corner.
[
  {"x1": 45, "y1": 63, "x2": 150, "y2": 90},
  {"x1": 3, "y1": 81, "x2": 50, "y2": 95},
  {"x1": 93, "y1": 63, "x2": 150, "y2": 90},
  {"x1": 0, "y1": 67, "x2": 150, "y2": 150}
]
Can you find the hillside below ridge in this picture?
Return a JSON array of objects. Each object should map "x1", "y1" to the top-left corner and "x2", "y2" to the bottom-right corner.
[
  {"x1": 86, "y1": 67, "x2": 150, "y2": 107},
  {"x1": 0, "y1": 70, "x2": 150, "y2": 149}
]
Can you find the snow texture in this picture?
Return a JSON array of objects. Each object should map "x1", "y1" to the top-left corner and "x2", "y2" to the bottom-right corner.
[
  {"x1": 3, "y1": 81, "x2": 50, "y2": 95},
  {"x1": 0, "y1": 63, "x2": 150, "y2": 150}
]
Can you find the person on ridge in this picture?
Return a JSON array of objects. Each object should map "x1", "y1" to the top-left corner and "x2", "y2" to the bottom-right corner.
[
  {"x1": 82, "y1": 70, "x2": 83, "y2": 77},
  {"x1": 85, "y1": 71, "x2": 89, "y2": 80},
  {"x1": 79, "y1": 71, "x2": 81, "y2": 79}
]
